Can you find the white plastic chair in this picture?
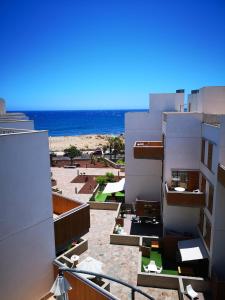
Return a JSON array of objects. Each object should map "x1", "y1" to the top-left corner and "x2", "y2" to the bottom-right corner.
[
  {"x1": 186, "y1": 284, "x2": 199, "y2": 299},
  {"x1": 143, "y1": 265, "x2": 149, "y2": 273},
  {"x1": 156, "y1": 266, "x2": 162, "y2": 274}
]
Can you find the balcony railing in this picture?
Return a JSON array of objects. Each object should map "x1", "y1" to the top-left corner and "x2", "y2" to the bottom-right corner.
[
  {"x1": 133, "y1": 141, "x2": 164, "y2": 160},
  {"x1": 53, "y1": 193, "x2": 90, "y2": 253},
  {"x1": 165, "y1": 183, "x2": 205, "y2": 207},
  {"x1": 218, "y1": 164, "x2": 225, "y2": 187}
]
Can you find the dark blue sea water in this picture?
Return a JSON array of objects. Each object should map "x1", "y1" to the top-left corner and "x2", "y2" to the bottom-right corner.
[{"x1": 21, "y1": 110, "x2": 147, "y2": 136}]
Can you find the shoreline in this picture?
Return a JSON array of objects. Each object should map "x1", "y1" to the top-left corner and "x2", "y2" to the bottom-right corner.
[{"x1": 49, "y1": 134, "x2": 124, "y2": 152}]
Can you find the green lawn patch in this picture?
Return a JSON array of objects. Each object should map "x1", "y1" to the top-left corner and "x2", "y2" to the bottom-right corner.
[
  {"x1": 95, "y1": 192, "x2": 108, "y2": 202},
  {"x1": 94, "y1": 191, "x2": 125, "y2": 202},
  {"x1": 141, "y1": 250, "x2": 178, "y2": 275}
]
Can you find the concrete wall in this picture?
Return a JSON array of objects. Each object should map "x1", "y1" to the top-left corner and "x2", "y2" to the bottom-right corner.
[
  {"x1": 125, "y1": 92, "x2": 184, "y2": 204},
  {"x1": 0, "y1": 131, "x2": 55, "y2": 300},
  {"x1": 150, "y1": 92, "x2": 184, "y2": 112},
  {"x1": 125, "y1": 111, "x2": 162, "y2": 203},
  {"x1": 188, "y1": 86, "x2": 225, "y2": 114},
  {"x1": 0, "y1": 98, "x2": 6, "y2": 114},
  {"x1": 211, "y1": 182, "x2": 225, "y2": 276},
  {"x1": 0, "y1": 120, "x2": 34, "y2": 130},
  {"x1": 163, "y1": 113, "x2": 203, "y2": 233}
]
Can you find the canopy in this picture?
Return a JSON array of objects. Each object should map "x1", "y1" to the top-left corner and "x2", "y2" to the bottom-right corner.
[
  {"x1": 178, "y1": 238, "x2": 208, "y2": 262},
  {"x1": 102, "y1": 178, "x2": 125, "y2": 194}
]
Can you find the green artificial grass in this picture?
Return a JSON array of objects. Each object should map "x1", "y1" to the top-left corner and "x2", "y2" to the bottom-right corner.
[
  {"x1": 141, "y1": 250, "x2": 178, "y2": 276},
  {"x1": 95, "y1": 192, "x2": 108, "y2": 202},
  {"x1": 94, "y1": 191, "x2": 125, "y2": 202}
]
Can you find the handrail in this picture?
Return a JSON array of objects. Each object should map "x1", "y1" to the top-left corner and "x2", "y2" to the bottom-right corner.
[{"x1": 59, "y1": 267, "x2": 155, "y2": 300}]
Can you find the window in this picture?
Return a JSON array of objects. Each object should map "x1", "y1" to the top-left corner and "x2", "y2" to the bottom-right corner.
[
  {"x1": 200, "y1": 174, "x2": 206, "y2": 193},
  {"x1": 201, "y1": 139, "x2": 205, "y2": 164},
  {"x1": 208, "y1": 183, "x2": 214, "y2": 214},
  {"x1": 204, "y1": 216, "x2": 211, "y2": 251},
  {"x1": 207, "y1": 142, "x2": 213, "y2": 171},
  {"x1": 171, "y1": 170, "x2": 199, "y2": 191},
  {"x1": 198, "y1": 209, "x2": 204, "y2": 235}
]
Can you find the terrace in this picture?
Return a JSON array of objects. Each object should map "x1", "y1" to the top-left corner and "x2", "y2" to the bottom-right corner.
[
  {"x1": 52, "y1": 193, "x2": 90, "y2": 254},
  {"x1": 110, "y1": 200, "x2": 163, "y2": 246},
  {"x1": 133, "y1": 141, "x2": 164, "y2": 160},
  {"x1": 165, "y1": 170, "x2": 205, "y2": 207},
  {"x1": 138, "y1": 236, "x2": 212, "y2": 300}
]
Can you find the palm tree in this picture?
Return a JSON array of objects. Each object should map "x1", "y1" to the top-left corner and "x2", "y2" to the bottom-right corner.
[
  {"x1": 64, "y1": 145, "x2": 81, "y2": 165},
  {"x1": 113, "y1": 137, "x2": 124, "y2": 160},
  {"x1": 107, "y1": 136, "x2": 115, "y2": 160}
]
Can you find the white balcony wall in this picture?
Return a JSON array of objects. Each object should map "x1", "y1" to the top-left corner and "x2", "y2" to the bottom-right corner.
[
  {"x1": 0, "y1": 120, "x2": 34, "y2": 130},
  {"x1": 0, "y1": 131, "x2": 55, "y2": 300}
]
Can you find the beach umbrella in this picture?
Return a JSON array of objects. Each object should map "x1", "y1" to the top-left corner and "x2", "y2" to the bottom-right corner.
[{"x1": 50, "y1": 271, "x2": 72, "y2": 300}]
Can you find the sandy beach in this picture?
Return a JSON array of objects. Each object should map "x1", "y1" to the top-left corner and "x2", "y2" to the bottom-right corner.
[{"x1": 49, "y1": 134, "x2": 124, "y2": 151}]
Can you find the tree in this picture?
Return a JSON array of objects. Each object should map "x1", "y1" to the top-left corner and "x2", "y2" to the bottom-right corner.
[
  {"x1": 105, "y1": 172, "x2": 115, "y2": 182},
  {"x1": 50, "y1": 151, "x2": 56, "y2": 167},
  {"x1": 64, "y1": 145, "x2": 81, "y2": 165},
  {"x1": 96, "y1": 176, "x2": 107, "y2": 188},
  {"x1": 107, "y1": 136, "x2": 115, "y2": 160}
]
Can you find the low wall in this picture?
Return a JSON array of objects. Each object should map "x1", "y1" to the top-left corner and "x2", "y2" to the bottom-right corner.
[
  {"x1": 110, "y1": 234, "x2": 140, "y2": 246},
  {"x1": 88, "y1": 201, "x2": 120, "y2": 210}
]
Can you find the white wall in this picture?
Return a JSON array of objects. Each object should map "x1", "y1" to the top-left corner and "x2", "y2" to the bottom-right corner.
[
  {"x1": 163, "y1": 113, "x2": 203, "y2": 233},
  {"x1": 189, "y1": 86, "x2": 225, "y2": 114},
  {"x1": 150, "y1": 92, "x2": 184, "y2": 112},
  {"x1": 125, "y1": 111, "x2": 162, "y2": 203},
  {"x1": 0, "y1": 120, "x2": 34, "y2": 130},
  {"x1": 0, "y1": 99, "x2": 6, "y2": 114},
  {"x1": 0, "y1": 131, "x2": 55, "y2": 300},
  {"x1": 211, "y1": 182, "x2": 225, "y2": 275}
]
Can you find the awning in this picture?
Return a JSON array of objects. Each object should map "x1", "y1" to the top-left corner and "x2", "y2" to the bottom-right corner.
[
  {"x1": 102, "y1": 178, "x2": 125, "y2": 194},
  {"x1": 178, "y1": 238, "x2": 208, "y2": 262}
]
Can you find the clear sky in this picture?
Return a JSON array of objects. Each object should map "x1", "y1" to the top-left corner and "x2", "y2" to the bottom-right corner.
[{"x1": 0, "y1": 0, "x2": 225, "y2": 110}]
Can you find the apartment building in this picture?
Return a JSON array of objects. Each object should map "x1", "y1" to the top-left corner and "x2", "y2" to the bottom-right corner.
[
  {"x1": 0, "y1": 127, "x2": 55, "y2": 300},
  {"x1": 0, "y1": 98, "x2": 34, "y2": 130},
  {"x1": 126, "y1": 86, "x2": 225, "y2": 277},
  {"x1": 125, "y1": 90, "x2": 184, "y2": 203}
]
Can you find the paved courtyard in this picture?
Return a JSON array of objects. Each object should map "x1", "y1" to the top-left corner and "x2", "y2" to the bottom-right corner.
[
  {"x1": 52, "y1": 167, "x2": 179, "y2": 300},
  {"x1": 51, "y1": 167, "x2": 124, "y2": 203},
  {"x1": 81, "y1": 209, "x2": 179, "y2": 300}
]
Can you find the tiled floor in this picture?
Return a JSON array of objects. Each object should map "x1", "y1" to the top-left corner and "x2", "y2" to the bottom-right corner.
[
  {"x1": 81, "y1": 209, "x2": 179, "y2": 300},
  {"x1": 51, "y1": 167, "x2": 124, "y2": 203},
  {"x1": 51, "y1": 167, "x2": 179, "y2": 300}
]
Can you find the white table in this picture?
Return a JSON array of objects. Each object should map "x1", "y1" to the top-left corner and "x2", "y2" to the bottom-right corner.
[
  {"x1": 174, "y1": 187, "x2": 185, "y2": 192},
  {"x1": 76, "y1": 256, "x2": 103, "y2": 279}
]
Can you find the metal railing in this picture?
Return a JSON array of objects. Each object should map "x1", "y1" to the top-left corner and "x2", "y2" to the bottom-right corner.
[{"x1": 59, "y1": 267, "x2": 155, "y2": 300}]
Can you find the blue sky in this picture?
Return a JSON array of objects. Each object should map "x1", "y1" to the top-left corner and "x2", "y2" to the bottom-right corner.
[{"x1": 0, "y1": 0, "x2": 225, "y2": 110}]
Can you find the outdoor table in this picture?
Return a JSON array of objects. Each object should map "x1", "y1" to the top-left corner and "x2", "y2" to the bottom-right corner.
[{"x1": 174, "y1": 187, "x2": 185, "y2": 192}]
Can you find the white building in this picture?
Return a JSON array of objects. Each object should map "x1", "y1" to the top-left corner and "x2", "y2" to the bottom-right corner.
[
  {"x1": 125, "y1": 86, "x2": 225, "y2": 277},
  {"x1": 0, "y1": 127, "x2": 55, "y2": 300},
  {"x1": 0, "y1": 98, "x2": 34, "y2": 130},
  {"x1": 0, "y1": 99, "x2": 56, "y2": 300},
  {"x1": 125, "y1": 90, "x2": 184, "y2": 203}
]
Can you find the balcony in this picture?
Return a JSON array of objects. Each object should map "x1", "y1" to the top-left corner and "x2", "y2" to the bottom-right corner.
[
  {"x1": 218, "y1": 164, "x2": 225, "y2": 187},
  {"x1": 53, "y1": 193, "x2": 90, "y2": 253},
  {"x1": 165, "y1": 183, "x2": 205, "y2": 207},
  {"x1": 133, "y1": 141, "x2": 164, "y2": 160}
]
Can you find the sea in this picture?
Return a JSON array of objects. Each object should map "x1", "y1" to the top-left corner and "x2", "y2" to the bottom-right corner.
[{"x1": 22, "y1": 110, "x2": 147, "y2": 137}]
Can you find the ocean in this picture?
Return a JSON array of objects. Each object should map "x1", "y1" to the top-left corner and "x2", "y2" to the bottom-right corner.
[{"x1": 23, "y1": 110, "x2": 147, "y2": 137}]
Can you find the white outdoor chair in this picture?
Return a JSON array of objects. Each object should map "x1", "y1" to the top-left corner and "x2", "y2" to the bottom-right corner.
[
  {"x1": 186, "y1": 284, "x2": 199, "y2": 299},
  {"x1": 143, "y1": 265, "x2": 149, "y2": 273},
  {"x1": 148, "y1": 260, "x2": 158, "y2": 273},
  {"x1": 156, "y1": 266, "x2": 162, "y2": 274}
]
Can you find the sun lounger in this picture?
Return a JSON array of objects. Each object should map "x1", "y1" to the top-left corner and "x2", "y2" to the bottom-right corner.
[{"x1": 186, "y1": 284, "x2": 199, "y2": 299}]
